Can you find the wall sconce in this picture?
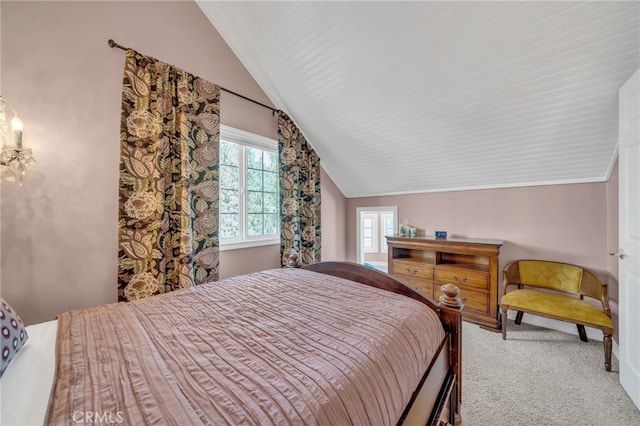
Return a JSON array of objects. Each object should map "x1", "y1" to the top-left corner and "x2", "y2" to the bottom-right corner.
[{"x1": 0, "y1": 96, "x2": 35, "y2": 185}]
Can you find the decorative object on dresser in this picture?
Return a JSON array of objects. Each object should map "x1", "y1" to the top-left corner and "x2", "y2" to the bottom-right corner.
[
  {"x1": 399, "y1": 223, "x2": 416, "y2": 237},
  {"x1": 386, "y1": 235, "x2": 503, "y2": 330},
  {"x1": 435, "y1": 231, "x2": 448, "y2": 239}
]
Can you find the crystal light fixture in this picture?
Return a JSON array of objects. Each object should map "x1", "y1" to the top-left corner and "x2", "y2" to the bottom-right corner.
[{"x1": 0, "y1": 96, "x2": 35, "y2": 185}]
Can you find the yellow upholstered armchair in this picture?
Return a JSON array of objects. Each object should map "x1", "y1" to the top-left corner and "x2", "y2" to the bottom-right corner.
[{"x1": 501, "y1": 259, "x2": 614, "y2": 371}]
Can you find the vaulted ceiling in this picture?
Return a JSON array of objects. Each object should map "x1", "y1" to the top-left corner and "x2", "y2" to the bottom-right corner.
[{"x1": 198, "y1": 1, "x2": 639, "y2": 197}]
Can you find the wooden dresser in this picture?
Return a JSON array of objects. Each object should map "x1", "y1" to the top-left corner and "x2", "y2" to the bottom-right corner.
[{"x1": 386, "y1": 235, "x2": 503, "y2": 330}]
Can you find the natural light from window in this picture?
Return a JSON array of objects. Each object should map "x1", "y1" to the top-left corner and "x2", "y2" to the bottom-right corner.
[{"x1": 219, "y1": 126, "x2": 279, "y2": 250}]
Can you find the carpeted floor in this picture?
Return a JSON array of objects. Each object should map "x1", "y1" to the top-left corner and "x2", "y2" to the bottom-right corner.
[{"x1": 461, "y1": 320, "x2": 640, "y2": 426}]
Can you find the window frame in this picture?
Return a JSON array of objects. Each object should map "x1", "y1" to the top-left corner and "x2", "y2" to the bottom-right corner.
[{"x1": 219, "y1": 125, "x2": 280, "y2": 251}]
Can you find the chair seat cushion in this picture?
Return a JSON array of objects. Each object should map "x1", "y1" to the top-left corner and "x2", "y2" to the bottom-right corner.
[{"x1": 501, "y1": 289, "x2": 613, "y2": 329}]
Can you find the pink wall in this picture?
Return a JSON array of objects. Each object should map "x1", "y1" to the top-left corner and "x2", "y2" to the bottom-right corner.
[
  {"x1": 0, "y1": 0, "x2": 343, "y2": 325},
  {"x1": 321, "y1": 168, "x2": 347, "y2": 261},
  {"x1": 347, "y1": 183, "x2": 610, "y2": 270},
  {"x1": 340, "y1": 186, "x2": 615, "y2": 275}
]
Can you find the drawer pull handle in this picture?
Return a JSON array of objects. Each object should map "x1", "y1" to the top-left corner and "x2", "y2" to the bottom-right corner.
[{"x1": 452, "y1": 276, "x2": 467, "y2": 283}]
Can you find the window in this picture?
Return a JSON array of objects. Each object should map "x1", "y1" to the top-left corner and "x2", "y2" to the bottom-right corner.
[
  {"x1": 219, "y1": 125, "x2": 279, "y2": 250},
  {"x1": 380, "y1": 213, "x2": 394, "y2": 253},
  {"x1": 362, "y1": 214, "x2": 378, "y2": 253}
]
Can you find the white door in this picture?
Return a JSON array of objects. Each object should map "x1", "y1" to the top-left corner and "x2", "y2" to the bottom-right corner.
[{"x1": 617, "y1": 69, "x2": 640, "y2": 410}]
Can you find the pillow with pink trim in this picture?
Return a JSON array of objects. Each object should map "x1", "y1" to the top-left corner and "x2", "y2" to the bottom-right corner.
[{"x1": 1, "y1": 298, "x2": 28, "y2": 377}]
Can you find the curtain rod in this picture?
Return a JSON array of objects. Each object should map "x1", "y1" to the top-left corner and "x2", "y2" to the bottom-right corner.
[{"x1": 108, "y1": 39, "x2": 277, "y2": 114}]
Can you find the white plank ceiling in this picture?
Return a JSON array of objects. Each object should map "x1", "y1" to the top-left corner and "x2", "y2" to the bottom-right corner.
[{"x1": 198, "y1": 1, "x2": 639, "y2": 197}]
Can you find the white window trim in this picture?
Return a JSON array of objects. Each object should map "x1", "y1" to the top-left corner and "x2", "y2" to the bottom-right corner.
[
  {"x1": 221, "y1": 124, "x2": 276, "y2": 151},
  {"x1": 220, "y1": 238, "x2": 279, "y2": 252},
  {"x1": 219, "y1": 125, "x2": 280, "y2": 252},
  {"x1": 355, "y1": 206, "x2": 398, "y2": 264}
]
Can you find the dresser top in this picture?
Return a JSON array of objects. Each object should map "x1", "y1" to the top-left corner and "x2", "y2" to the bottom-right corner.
[{"x1": 387, "y1": 235, "x2": 504, "y2": 246}]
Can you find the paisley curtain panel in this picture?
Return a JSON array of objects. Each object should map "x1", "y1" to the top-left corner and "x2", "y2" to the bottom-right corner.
[
  {"x1": 118, "y1": 50, "x2": 220, "y2": 302},
  {"x1": 277, "y1": 111, "x2": 321, "y2": 266}
]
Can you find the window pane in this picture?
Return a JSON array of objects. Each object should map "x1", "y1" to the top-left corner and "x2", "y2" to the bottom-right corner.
[
  {"x1": 220, "y1": 165, "x2": 239, "y2": 189},
  {"x1": 264, "y1": 171, "x2": 278, "y2": 192},
  {"x1": 264, "y1": 192, "x2": 278, "y2": 213},
  {"x1": 247, "y1": 191, "x2": 263, "y2": 213},
  {"x1": 247, "y1": 169, "x2": 263, "y2": 191},
  {"x1": 220, "y1": 141, "x2": 239, "y2": 166},
  {"x1": 264, "y1": 214, "x2": 278, "y2": 235},
  {"x1": 220, "y1": 189, "x2": 239, "y2": 214},
  {"x1": 220, "y1": 214, "x2": 239, "y2": 238},
  {"x1": 248, "y1": 214, "x2": 263, "y2": 236},
  {"x1": 247, "y1": 147, "x2": 263, "y2": 170},
  {"x1": 264, "y1": 151, "x2": 277, "y2": 172},
  {"x1": 219, "y1": 127, "x2": 280, "y2": 245}
]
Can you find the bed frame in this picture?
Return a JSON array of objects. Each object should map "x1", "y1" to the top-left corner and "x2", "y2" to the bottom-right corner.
[{"x1": 303, "y1": 261, "x2": 463, "y2": 426}]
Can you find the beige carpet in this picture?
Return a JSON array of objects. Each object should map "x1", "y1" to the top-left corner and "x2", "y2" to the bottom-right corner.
[{"x1": 461, "y1": 320, "x2": 640, "y2": 426}]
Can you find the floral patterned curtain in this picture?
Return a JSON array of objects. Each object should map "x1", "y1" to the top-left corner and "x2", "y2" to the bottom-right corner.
[
  {"x1": 118, "y1": 50, "x2": 220, "y2": 302},
  {"x1": 277, "y1": 111, "x2": 321, "y2": 266}
]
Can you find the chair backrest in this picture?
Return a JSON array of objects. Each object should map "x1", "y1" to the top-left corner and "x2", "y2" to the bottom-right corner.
[{"x1": 518, "y1": 260, "x2": 583, "y2": 293}]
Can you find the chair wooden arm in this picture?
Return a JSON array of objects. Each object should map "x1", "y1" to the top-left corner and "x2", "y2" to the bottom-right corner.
[
  {"x1": 502, "y1": 260, "x2": 521, "y2": 295},
  {"x1": 580, "y1": 268, "x2": 611, "y2": 316}
]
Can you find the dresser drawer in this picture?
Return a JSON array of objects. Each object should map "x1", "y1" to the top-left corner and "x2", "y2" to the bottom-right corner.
[
  {"x1": 458, "y1": 288, "x2": 490, "y2": 315},
  {"x1": 412, "y1": 280, "x2": 435, "y2": 298},
  {"x1": 393, "y1": 260, "x2": 434, "y2": 279},
  {"x1": 393, "y1": 272, "x2": 435, "y2": 297},
  {"x1": 435, "y1": 267, "x2": 489, "y2": 290}
]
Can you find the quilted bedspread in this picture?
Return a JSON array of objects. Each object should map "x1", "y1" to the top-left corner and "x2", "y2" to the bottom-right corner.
[{"x1": 46, "y1": 268, "x2": 445, "y2": 425}]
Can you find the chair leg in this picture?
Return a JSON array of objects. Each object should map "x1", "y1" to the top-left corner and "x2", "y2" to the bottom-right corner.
[
  {"x1": 603, "y1": 334, "x2": 612, "y2": 372},
  {"x1": 515, "y1": 311, "x2": 524, "y2": 325},
  {"x1": 577, "y1": 324, "x2": 588, "y2": 342},
  {"x1": 501, "y1": 310, "x2": 508, "y2": 340}
]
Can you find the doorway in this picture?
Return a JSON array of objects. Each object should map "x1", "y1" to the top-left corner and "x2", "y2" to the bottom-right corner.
[{"x1": 356, "y1": 206, "x2": 398, "y2": 273}]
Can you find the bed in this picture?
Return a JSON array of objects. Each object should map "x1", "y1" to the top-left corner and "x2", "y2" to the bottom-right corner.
[{"x1": 1, "y1": 262, "x2": 462, "y2": 426}]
